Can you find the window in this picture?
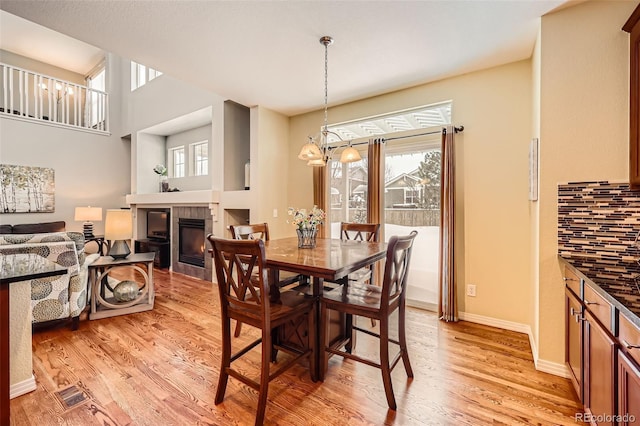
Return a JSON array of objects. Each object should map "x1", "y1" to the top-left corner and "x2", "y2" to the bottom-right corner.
[
  {"x1": 131, "y1": 61, "x2": 163, "y2": 91},
  {"x1": 191, "y1": 141, "x2": 208, "y2": 176},
  {"x1": 86, "y1": 62, "x2": 106, "y2": 129},
  {"x1": 149, "y1": 68, "x2": 163, "y2": 82},
  {"x1": 169, "y1": 147, "x2": 185, "y2": 178}
]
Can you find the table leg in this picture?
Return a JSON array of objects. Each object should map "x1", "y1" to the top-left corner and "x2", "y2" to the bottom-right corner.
[
  {"x1": 312, "y1": 276, "x2": 324, "y2": 380},
  {"x1": 268, "y1": 268, "x2": 280, "y2": 302},
  {"x1": 0, "y1": 283, "x2": 9, "y2": 424}
]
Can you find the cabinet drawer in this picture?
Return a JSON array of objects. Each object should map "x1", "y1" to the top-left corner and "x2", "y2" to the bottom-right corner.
[
  {"x1": 583, "y1": 283, "x2": 613, "y2": 332},
  {"x1": 620, "y1": 314, "x2": 640, "y2": 366},
  {"x1": 564, "y1": 266, "x2": 581, "y2": 297}
]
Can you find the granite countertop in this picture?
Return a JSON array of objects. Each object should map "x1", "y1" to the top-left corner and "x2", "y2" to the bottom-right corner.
[{"x1": 559, "y1": 255, "x2": 640, "y2": 327}]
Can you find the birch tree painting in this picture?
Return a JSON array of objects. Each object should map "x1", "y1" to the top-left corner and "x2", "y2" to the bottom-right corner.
[{"x1": 0, "y1": 164, "x2": 55, "y2": 213}]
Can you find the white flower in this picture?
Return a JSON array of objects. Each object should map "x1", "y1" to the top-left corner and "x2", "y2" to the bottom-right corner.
[
  {"x1": 287, "y1": 206, "x2": 326, "y2": 230},
  {"x1": 153, "y1": 164, "x2": 167, "y2": 176}
]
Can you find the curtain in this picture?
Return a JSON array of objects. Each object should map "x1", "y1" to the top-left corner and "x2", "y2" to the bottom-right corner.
[
  {"x1": 439, "y1": 126, "x2": 457, "y2": 322},
  {"x1": 313, "y1": 164, "x2": 328, "y2": 238},
  {"x1": 367, "y1": 138, "x2": 385, "y2": 285}
]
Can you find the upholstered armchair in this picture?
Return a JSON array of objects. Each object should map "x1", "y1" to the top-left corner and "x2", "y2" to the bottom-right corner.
[{"x1": 0, "y1": 232, "x2": 98, "y2": 329}]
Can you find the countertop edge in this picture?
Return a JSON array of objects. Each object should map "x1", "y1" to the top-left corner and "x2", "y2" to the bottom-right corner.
[{"x1": 558, "y1": 255, "x2": 640, "y2": 330}]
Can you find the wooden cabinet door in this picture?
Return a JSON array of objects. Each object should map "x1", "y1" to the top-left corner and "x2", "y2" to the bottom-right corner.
[
  {"x1": 618, "y1": 350, "x2": 640, "y2": 426},
  {"x1": 584, "y1": 310, "x2": 616, "y2": 425},
  {"x1": 566, "y1": 290, "x2": 583, "y2": 401},
  {"x1": 625, "y1": 5, "x2": 640, "y2": 188}
]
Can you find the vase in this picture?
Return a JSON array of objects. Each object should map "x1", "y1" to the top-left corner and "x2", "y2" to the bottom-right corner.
[
  {"x1": 296, "y1": 227, "x2": 317, "y2": 248},
  {"x1": 159, "y1": 176, "x2": 169, "y2": 192}
]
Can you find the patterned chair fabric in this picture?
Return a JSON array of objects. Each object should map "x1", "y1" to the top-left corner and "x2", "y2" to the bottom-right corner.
[{"x1": 0, "y1": 232, "x2": 96, "y2": 324}]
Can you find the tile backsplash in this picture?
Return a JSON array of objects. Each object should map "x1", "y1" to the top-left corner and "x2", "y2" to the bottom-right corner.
[{"x1": 558, "y1": 181, "x2": 640, "y2": 261}]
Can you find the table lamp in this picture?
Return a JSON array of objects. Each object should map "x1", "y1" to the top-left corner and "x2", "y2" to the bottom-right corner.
[
  {"x1": 74, "y1": 206, "x2": 102, "y2": 239},
  {"x1": 105, "y1": 209, "x2": 132, "y2": 259}
]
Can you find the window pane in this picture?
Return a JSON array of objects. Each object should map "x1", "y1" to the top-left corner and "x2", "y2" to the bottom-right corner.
[
  {"x1": 137, "y1": 64, "x2": 146, "y2": 88},
  {"x1": 385, "y1": 145, "x2": 441, "y2": 306},
  {"x1": 328, "y1": 155, "x2": 368, "y2": 239},
  {"x1": 193, "y1": 142, "x2": 208, "y2": 176},
  {"x1": 172, "y1": 147, "x2": 185, "y2": 178}
]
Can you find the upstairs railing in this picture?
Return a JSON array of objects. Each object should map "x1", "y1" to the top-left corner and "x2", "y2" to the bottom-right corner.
[{"x1": 0, "y1": 63, "x2": 109, "y2": 133}]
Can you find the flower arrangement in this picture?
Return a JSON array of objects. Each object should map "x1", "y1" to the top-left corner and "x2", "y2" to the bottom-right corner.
[
  {"x1": 288, "y1": 205, "x2": 325, "y2": 230},
  {"x1": 153, "y1": 164, "x2": 167, "y2": 176}
]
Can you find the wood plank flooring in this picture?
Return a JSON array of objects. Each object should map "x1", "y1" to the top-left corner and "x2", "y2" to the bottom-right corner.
[{"x1": 11, "y1": 269, "x2": 582, "y2": 425}]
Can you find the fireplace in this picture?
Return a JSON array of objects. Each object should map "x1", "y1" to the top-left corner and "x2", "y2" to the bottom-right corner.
[{"x1": 178, "y1": 218, "x2": 205, "y2": 268}]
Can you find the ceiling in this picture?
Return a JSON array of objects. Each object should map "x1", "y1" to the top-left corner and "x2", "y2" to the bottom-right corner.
[{"x1": 0, "y1": 1, "x2": 573, "y2": 117}]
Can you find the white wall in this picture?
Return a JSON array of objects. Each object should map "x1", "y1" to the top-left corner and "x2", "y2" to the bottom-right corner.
[
  {"x1": 0, "y1": 53, "x2": 129, "y2": 233},
  {"x1": 120, "y1": 63, "x2": 224, "y2": 196},
  {"x1": 165, "y1": 124, "x2": 212, "y2": 192},
  {"x1": 136, "y1": 133, "x2": 166, "y2": 194}
]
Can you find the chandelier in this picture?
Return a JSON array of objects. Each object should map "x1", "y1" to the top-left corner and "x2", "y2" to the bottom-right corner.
[{"x1": 297, "y1": 36, "x2": 362, "y2": 167}]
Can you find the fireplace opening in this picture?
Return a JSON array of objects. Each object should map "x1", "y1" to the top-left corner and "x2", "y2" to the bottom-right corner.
[{"x1": 179, "y1": 218, "x2": 205, "y2": 268}]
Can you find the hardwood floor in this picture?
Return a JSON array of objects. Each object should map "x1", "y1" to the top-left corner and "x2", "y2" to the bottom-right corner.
[{"x1": 11, "y1": 269, "x2": 582, "y2": 425}]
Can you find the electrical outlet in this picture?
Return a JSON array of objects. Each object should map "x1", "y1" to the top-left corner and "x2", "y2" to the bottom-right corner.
[
  {"x1": 467, "y1": 284, "x2": 477, "y2": 297},
  {"x1": 273, "y1": 209, "x2": 278, "y2": 218}
]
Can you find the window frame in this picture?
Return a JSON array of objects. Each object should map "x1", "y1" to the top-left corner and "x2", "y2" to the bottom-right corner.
[
  {"x1": 169, "y1": 146, "x2": 185, "y2": 178},
  {"x1": 190, "y1": 140, "x2": 209, "y2": 176}
]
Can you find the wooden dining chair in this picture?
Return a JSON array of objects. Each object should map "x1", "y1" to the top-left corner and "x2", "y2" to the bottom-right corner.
[
  {"x1": 207, "y1": 235, "x2": 316, "y2": 426},
  {"x1": 340, "y1": 222, "x2": 381, "y2": 285},
  {"x1": 319, "y1": 230, "x2": 417, "y2": 410},
  {"x1": 230, "y1": 223, "x2": 306, "y2": 336}
]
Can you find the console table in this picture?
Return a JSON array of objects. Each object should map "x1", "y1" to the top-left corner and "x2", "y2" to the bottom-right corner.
[{"x1": 0, "y1": 253, "x2": 67, "y2": 424}]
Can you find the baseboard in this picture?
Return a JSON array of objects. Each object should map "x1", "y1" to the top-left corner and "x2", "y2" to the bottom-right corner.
[
  {"x1": 11, "y1": 374, "x2": 36, "y2": 399},
  {"x1": 459, "y1": 311, "x2": 569, "y2": 378},
  {"x1": 406, "y1": 298, "x2": 437, "y2": 312}
]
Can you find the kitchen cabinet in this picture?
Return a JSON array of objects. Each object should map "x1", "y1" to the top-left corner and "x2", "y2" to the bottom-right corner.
[
  {"x1": 566, "y1": 288, "x2": 583, "y2": 400},
  {"x1": 583, "y1": 309, "x2": 616, "y2": 426},
  {"x1": 624, "y1": 5, "x2": 640, "y2": 188},
  {"x1": 618, "y1": 350, "x2": 640, "y2": 426}
]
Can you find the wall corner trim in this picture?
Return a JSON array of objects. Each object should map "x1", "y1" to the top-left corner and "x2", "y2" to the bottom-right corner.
[
  {"x1": 459, "y1": 311, "x2": 569, "y2": 378},
  {"x1": 11, "y1": 374, "x2": 36, "y2": 399}
]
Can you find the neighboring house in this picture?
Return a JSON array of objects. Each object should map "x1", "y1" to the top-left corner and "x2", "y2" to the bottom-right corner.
[{"x1": 384, "y1": 170, "x2": 422, "y2": 208}]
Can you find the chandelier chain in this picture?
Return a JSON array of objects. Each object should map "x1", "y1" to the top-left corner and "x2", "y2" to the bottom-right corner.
[{"x1": 323, "y1": 39, "x2": 329, "y2": 136}]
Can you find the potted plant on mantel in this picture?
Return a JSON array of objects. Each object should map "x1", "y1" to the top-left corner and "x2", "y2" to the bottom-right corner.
[{"x1": 153, "y1": 164, "x2": 169, "y2": 192}]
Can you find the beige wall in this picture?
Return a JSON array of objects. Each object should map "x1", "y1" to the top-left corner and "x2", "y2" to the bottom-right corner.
[
  {"x1": 531, "y1": 27, "x2": 542, "y2": 354},
  {"x1": 289, "y1": 59, "x2": 534, "y2": 325},
  {"x1": 253, "y1": 106, "x2": 291, "y2": 239},
  {"x1": 537, "y1": 0, "x2": 637, "y2": 363}
]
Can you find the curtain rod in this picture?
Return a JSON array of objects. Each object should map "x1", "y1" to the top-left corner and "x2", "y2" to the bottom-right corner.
[{"x1": 326, "y1": 125, "x2": 464, "y2": 150}]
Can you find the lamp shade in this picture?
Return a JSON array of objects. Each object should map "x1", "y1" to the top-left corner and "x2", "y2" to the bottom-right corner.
[
  {"x1": 104, "y1": 209, "x2": 132, "y2": 240},
  {"x1": 307, "y1": 158, "x2": 326, "y2": 167},
  {"x1": 340, "y1": 146, "x2": 362, "y2": 163},
  {"x1": 297, "y1": 140, "x2": 323, "y2": 161},
  {"x1": 74, "y1": 206, "x2": 102, "y2": 222}
]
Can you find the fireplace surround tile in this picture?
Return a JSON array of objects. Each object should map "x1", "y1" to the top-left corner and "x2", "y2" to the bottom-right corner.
[{"x1": 172, "y1": 206, "x2": 213, "y2": 281}]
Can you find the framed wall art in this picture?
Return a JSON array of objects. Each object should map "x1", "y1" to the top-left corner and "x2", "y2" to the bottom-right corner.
[{"x1": 0, "y1": 164, "x2": 55, "y2": 213}]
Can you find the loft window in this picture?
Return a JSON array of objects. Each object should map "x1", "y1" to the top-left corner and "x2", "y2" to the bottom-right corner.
[
  {"x1": 169, "y1": 147, "x2": 185, "y2": 178},
  {"x1": 86, "y1": 61, "x2": 106, "y2": 129},
  {"x1": 131, "y1": 61, "x2": 163, "y2": 91},
  {"x1": 191, "y1": 141, "x2": 208, "y2": 176}
]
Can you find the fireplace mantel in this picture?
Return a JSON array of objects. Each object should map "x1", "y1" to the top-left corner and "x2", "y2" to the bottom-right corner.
[
  {"x1": 126, "y1": 190, "x2": 220, "y2": 221},
  {"x1": 126, "y1": 190, "x2": 220, "y2": 205}
]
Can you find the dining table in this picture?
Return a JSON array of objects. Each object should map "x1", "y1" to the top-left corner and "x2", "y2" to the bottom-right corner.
[
  {"x1": 0, "y1": 253, "x2": 68, "y2": 424},
  {"x1": 263, "y1": 236, "x2": 387, "y2": 379}
]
